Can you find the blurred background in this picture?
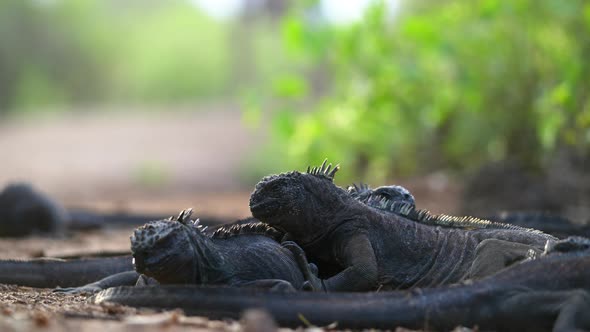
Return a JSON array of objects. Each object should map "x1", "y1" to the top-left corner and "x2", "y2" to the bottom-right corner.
[{"x1": 0, "y1": 0, "x2": 589, "y2": 221}]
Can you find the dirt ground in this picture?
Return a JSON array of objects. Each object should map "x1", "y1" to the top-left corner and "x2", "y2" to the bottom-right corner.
[{"x1": 0, "y1": 108, "x2": 464, "y2": 331}]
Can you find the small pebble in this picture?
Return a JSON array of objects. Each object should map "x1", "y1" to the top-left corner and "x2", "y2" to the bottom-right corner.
[{"x1": 241, "y1": 309, "x2": 277, "y2": 332}]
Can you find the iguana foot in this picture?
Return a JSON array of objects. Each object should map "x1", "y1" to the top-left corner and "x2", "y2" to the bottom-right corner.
[
  {"x1": 281, "y1": 240, "x2": 325, "y2": 291},
  {"x1": 468, "y1": 239, "x2": 543, "y2": 279},
  {"x1": 301, "y1": 278, "x2": 326, "y2": 292},
  {"x1": 238, "y1": 279, "x2": 297, "y2": 292}
]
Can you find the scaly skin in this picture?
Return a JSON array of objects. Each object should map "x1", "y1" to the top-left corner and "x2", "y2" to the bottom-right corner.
[
  {"x1": 93, "y1": 239, "x2": 590, "y2": 331},
  {"x1": 347, "y1": 183, "x2": 416, "y2": 207},
  {"x1": 350, "y1": 183, "x2": 545, "y2": 231},
  {"x1": 129, "y1": 208, "x2": 310, "y2": 290},
  {"x1": 249, "y1": 160, "x2": 557, "y2": 292},
  {"x1": 353, "y1": 183, "x2": 590, "y2": 238}
]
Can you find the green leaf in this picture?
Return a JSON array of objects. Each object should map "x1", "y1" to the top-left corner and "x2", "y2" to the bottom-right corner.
[
  {"x1": 272, "y1": 109, "x2": 297, "y2": 139},
  {"x1": 272, "y1": 75, "x2": 309, "y2": 99},
  {"x1": 282, "y1": 17, "x2": 305, "y2": 55}
]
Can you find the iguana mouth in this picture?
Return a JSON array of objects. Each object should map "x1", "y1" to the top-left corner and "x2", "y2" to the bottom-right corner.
[
  {"x1": 249, "y1": 199, "x2": 281, "y2": 219},
  {"x1": 133, "y1": 253, "x2": 148, "y2": 274}
]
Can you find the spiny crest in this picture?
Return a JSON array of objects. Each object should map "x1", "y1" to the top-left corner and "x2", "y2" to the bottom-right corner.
[
  {"x1": 212, "y1": 222, "x2": 285, "y2": 242},
  {"x1": 347, "y1": 183, "x2": 371, "y2": 199},
  {"x1": 131, "y1": 208, "x2": 207, "y2": 252},
  {"x1": 359, "y1": 192, "x2": 415, "y2": 215},
  {"x1": 166, "y1": 208, "x2": 208, "y2": 232},
  {"x1": 385, "y1": 201, "x2": 547, "y2": 234},
  {"x1": 306, "y1": 159, "x2": 340, "y2": 181}
]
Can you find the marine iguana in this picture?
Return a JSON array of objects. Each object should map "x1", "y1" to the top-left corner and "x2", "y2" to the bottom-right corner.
[
  {"x1": 346, "y1": 183, "x2": 563, "y2": 279},
  {"x1": 249, "y1": 160, "x2": 557, "y2": 292},
  {"x1": 93, "y1": 237, "x2": 590, "y2": 331},
  {"x1": 349, "y1": 183, "x2": 566, "y2": 232},
  {"x1": 352, "y1": 182, "x2": 590, "y2": 238},
  {"x1": 0, "y1": 183, "x2": 229, "y2": 237},
  {"x1": 0, "y1": 183, "x2": 68, "y2": 237},
  {"x1": 52, "y1": 209, "x2": 314, "y2": 293},
  {"x1": 130, "y1": 208, "x2": 312, "y2": 290}
]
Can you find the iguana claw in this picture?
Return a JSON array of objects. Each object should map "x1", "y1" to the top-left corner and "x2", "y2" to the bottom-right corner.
[{"x1": 281, "y1": 240, "x2": 325, "y2": 291}]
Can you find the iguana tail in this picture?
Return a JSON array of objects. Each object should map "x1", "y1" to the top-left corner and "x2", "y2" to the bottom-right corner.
[
  {"x1": 0, "y1": 255, "x2": 132, "y2": 288},
  {"x1": 92, "y1": 283, "x2": 588, "y2": 331},
  {"x1": 92, "y1": 249, "x2": 590, "y2": 331}
]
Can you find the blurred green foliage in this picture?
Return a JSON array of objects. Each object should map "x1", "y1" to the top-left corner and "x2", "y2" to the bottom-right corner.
[
  {"x1": 4, "y1": 0, "x2": 589, "y2": 182},
  {"x1": 0, "y1": 0, "x2": 252, "y2": 112},
  {"x1": 257, "y1": 0, "x2": 590, "y2": 181}
]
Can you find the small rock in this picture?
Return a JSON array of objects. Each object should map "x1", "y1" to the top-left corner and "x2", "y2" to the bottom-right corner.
[
  {"x1": 1, "y1": 307, "x2": 13, "y2": 316},
  {"x1": 31, "y1": 311, "x2": 51, "y2": 327},
  {"x1": 241, "y1": 309, "x2": 277, "y2": 332}
]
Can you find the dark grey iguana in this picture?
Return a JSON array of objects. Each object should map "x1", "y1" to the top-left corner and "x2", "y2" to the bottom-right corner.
[
  {"x1": 53, "y1": 209, "x2": 314, "y2": 293},
  {"x1": 93, "y1": 237, "x2": 590, "y2": 331},
  {"x1": 249, "y1": 161, "x2": 557, "y2": 292},
  {"x1": 129, "y1": 208, "x2": 312, "y2": 290},
  {"x1": 349, "y1": 183, "x2": 564, "y2": 232},
  {"x1": 0, "y1": 183, "x2": 69, "y2": 237},
  {"x1": 351, "y1": 182, "x2": 590, "y2": 238},
  {"x1": 0, "y1": 183, "x2": 229, "y2": 237},
  {"x1": 347, "y1": 182, "x2": 416, "y2": 207}
]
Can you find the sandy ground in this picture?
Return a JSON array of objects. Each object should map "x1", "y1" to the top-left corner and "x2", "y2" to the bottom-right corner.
[
  {"x1": 0, "y1": 283, "x2": 302, "y2": 332},
  {"x1": 0, "y1": 107, "x2": 268, "y2": 331},
  {"x1": 0, "y1": 104, "x2": 263, "y2": 204}
]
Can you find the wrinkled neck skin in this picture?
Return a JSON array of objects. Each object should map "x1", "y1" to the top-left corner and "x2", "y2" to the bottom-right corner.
[
  {"x1": 284, "y1": 185, "x2": 359, "y2": 246},
  {"x1": 183, "y1": 228, "x2": 230, "y2": 285}
]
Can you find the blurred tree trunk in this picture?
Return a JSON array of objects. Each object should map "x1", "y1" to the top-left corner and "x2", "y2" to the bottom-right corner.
[{"x1": 229, "y1": 0, "x2": 290, "y2": 91}]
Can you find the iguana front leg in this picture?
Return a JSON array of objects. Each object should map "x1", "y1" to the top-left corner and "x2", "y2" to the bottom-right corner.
[
  {"x1": 320, "y1": 233, "x2": 378, "y2": 292},
  {"x1": 280, "y1": 240, "x2": 322, "y2": 291}
]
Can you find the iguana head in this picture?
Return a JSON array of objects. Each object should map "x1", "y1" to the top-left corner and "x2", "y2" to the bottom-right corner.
[
  {"x1": 348, "y1": 183, "x2": 415, "y2": 209},
  {"x1": 130, "y1": 209, "x2": 225, "y2": 284},
  {"x1": 250, "y1": 160, "x2": 354, "y2": 244}
]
